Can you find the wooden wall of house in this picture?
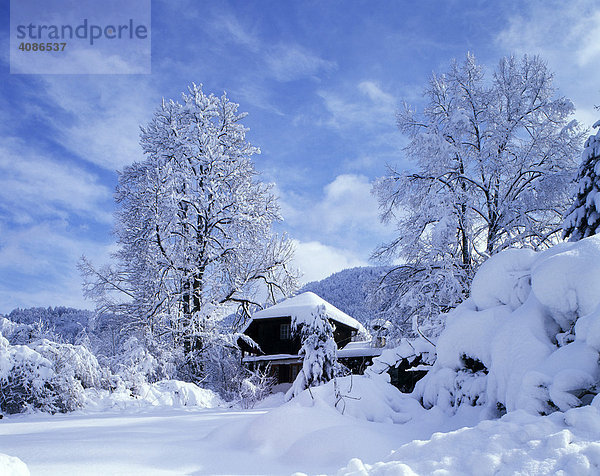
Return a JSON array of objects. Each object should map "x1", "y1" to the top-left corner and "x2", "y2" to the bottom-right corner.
[
  {"x1": 240, "y1": 316, "x2": 357, "y2": 356},
  {"x1": 243, "y1": 317, "x2": 301, "y2": 355}
]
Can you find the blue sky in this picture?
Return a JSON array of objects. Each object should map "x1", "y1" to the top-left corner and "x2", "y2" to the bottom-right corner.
[{"x1": 1, "y1": 0, "x2": 599, "y2": 312}]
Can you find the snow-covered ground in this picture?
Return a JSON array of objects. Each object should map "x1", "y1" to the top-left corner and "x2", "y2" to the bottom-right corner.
[
  {"x1": 0, "y1": 389, "x2": 471, "y2": 476},
  {"x1": 3, "y1": 377, "x2": 600, "y2": 475}
]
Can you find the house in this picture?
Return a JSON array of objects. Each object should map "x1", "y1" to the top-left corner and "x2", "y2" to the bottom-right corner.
[{"x1": 238, "y1": 292, "x2": 383, "y2": 388}]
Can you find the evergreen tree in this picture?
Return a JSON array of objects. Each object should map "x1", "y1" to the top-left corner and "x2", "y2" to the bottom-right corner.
[
  {"x1": 286, "y1": 305, "x2": 338, "y2": 400},
  {"x1": 563, "y1": 121, "x2": 600, "y2": 241}
]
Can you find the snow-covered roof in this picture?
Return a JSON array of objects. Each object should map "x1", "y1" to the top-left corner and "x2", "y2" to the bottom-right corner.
[
  {"x1": 244, "y1": 292, "x2": 367, "y2": 334},
  {"x1": 241, "y1": 354, "x2": 302, "y2": 363},
  {"x1": 338, "y1": 341, "x2": 383, "y2": 358}
]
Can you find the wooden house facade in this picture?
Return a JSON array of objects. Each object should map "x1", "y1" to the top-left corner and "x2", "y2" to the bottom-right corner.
[{"x1": 238, "y1": 292, "x2": 382, "y2": 387}]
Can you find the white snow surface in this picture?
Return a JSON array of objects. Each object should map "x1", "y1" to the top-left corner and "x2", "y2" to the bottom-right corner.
[
  {"x1": 82, "y1": 379, "x2": 224, "y2": 411},
  {"x1": 5, "y1": 376, "x2": 600, "y2": 475},
  {"x1": 247, "y1": 291, "x2": 366, "y2": 334},
  {"x1": 338, "y1": 405, "x2": 600, "y2": 475},
  {"x1": 0, "y1": 454, "x2": 30, "y2": 476},
  {"x1": 417, "y1": 234, "x2": 600, "y2": 415}
]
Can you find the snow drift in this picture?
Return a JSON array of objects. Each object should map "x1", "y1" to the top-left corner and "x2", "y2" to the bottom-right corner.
[
  {"x1": 338, "y1": 405, "x2": 600, "y2": 475},
  {"x1": 0, "y1": 453, "x2": 30, "y2": 476},
  {"x1": 416, "y1": 234, "x2": 600, "y2": 416}
]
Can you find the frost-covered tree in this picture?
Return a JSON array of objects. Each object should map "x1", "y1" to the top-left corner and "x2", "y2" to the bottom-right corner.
[
  {"x1": 286, "y1": 305, "x2": 338, "y2": 400},
  {"x1": 563, "y1": 121, "x2": 600, "y2": 241},
  {"x1": 373, "y1": 54, "x2": 584, "y2": 336},
  {"x1": 81, "y1": 84, "x2": 297, "y2": 382}
]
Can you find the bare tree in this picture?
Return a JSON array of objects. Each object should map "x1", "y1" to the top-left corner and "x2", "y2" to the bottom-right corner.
[
  {"x1": 373, "y1": 54, "x2": 585, "y2": 336},
  {"x1": 81, "y1": 84, "x2": 297, "y2": 381}
]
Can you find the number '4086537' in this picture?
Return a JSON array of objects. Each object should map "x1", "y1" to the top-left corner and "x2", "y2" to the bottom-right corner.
[{"x1": 18, "y1": 42, "x2": 66, "y2": 52}]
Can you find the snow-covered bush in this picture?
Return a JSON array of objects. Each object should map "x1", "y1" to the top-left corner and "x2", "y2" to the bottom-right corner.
[
  {"x1": 415, "y1": 235, "x2": 600, "y2": 416},
  {"x1": 30, "y1": 339, "x2": 104, "y2": 389},
  {"x1": 106, "y1": 335, "x2": 178, "y2": 395},
  {"x1": 0, "y1": 333, "x2": 57, "y2": 414},
  {"x1": 238, "y1": 365, "x2": 276, "y2": 409},
  {"x1": 0, "y1": 332, "x2": 92, "y2": 413},
  {"x1": 366, "y1": 337, "x2": 435, "y2": 383}
]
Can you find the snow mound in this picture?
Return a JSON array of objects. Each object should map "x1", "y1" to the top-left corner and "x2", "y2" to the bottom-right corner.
[
  {"x1": 210, "y1": 376, "x2": 428, "y2": 470},
  {"x1": 82, "y1": 380, "x2": 223, "y2": 411},
  {"x1": 291, "y1": 375, "x2": 425, "y2": 424},
  {"x1": 416, "y1": 234, "x2": 600, "y2": 416},
  {"x1": 338, "y1": 405, "x2": 600, "y2": 475},
  {"x1": 0, "y1": 453, "x2": 30, "y2": 476},
  {"x1": 144, "y1": 380, "x2": 223, "y2": 407}
]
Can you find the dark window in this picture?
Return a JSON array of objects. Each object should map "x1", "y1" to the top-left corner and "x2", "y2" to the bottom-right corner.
[{"x1": 280, "y1": 323, "x2": 291, "y2": 340}]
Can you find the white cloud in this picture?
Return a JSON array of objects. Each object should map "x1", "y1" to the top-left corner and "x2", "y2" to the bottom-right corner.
[
  {"x1": 358, "y1": 81, "x2": 395, "y2": 104},
  {"x1": 495, "y1": 1, "x2": 600, "y2": 128},
  {"x1": 39, "y1": 76, "x2": 157, "y2": 171},
  {"x1": 0, "y1": 139, "x2": 112, "y2": 224},
  {"x1": 265, "y1": 44, "x2": 336, "y2": 82},
  {"x1": 281, "y1": 173, "x2": 387, "y2": 238},
  {"x1": 291, "y1": 239, "x2": 368, "y2": 284},
  {"x1": 0, "y1": 222, "x2": 115, "y2": 312},
  {"x1": 208, "y1": 10, "x2": 335, "y2": 83},
  {"x1": 317, "y1": 174, "x2": 385, "y2": 234},
  {"x1": 210, "y1": 11, "x2": 262, "y2": 52},
  {"x1": 318, "y1": 80, "x2": 396, "y2": 129}
]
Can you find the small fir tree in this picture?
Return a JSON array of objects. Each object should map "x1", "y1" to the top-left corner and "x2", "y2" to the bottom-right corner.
[
  {"x1": 564, "y1": 121, "x2": 600, "y2": 241},
  {"x1": 286, "y1": 305, "x2": 338, "y2": 400}
]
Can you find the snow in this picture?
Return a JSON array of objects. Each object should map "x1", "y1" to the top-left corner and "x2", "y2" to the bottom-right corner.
[
  {"x1": 6, "y1": 375, "x2": 600, "y2": 475},
  {"x1": 0, "y1": 454, "x2": 29, "y2": 476},
  {"x1": 338, "y1": 341, "x2": 383, "y2": 358},
  {"x1": 338, "y1": 406, "x2": 600, "y2": 475},
  {"x1": 416, "y1": 234, "x2": 600, "y2": 416},
  {"x1": 7, "y1": 236, "x2": 600, "y2": 474},
  {"x1": 247, "y1": 291, "x2": 367, "y2": 334}
]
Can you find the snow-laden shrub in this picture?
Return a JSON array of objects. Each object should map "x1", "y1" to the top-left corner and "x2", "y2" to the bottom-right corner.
[
  {"x1": 415, "y1": 235, "x2": 600, "y2": 416},
  {"x1": 142, "y1": 380, "x2": 223, "y2": 407},
  {"x1": 0, "y1": 333, "x2": 63, "y2": 414},
  {"x1": 238, "y1": 366, "x2": 276, "y2": 409},
  {"x1": 30, "y1": 339, "x2": 104, "y2": 389},
  {"x1": 108, "y1": 336, "x2": 178, "y2": 394},
  {"x1": 82, "y1": 379, "x2": 223, "y2": 411},
  {"x1": 0, "y1": 331, "x2": 110, "y2": 414},
  {"x1": 366, "y1": 337, "x2": 435, "y2": 381}
]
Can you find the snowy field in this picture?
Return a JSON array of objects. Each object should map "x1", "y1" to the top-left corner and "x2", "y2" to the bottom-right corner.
[{"x1": 3, "y1": 380, "x2": 600, "y2": 475}]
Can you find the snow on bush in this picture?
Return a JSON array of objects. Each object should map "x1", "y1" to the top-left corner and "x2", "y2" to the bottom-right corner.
[
  {"x1": 0, "y1": 331, "x2": 109, "y2": 414},
  {"x1": 141, "y1": 380, "x2": 223, "y2": 407},
  {"x1": 415, "y1": 234, "x2": 600, "y2": 416},
  {"x1": 0, "y1": 332, "x2": 61, "y2": 414},
  {"x1": 366, "y1": 337, "x2": 435, "y2": 382},
  {"x1": 81, "y1": 379, "x2": 223, "y2": 411},
  {"x1": 0, "y1": 453, "x2": 30, "y2": 476}
]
